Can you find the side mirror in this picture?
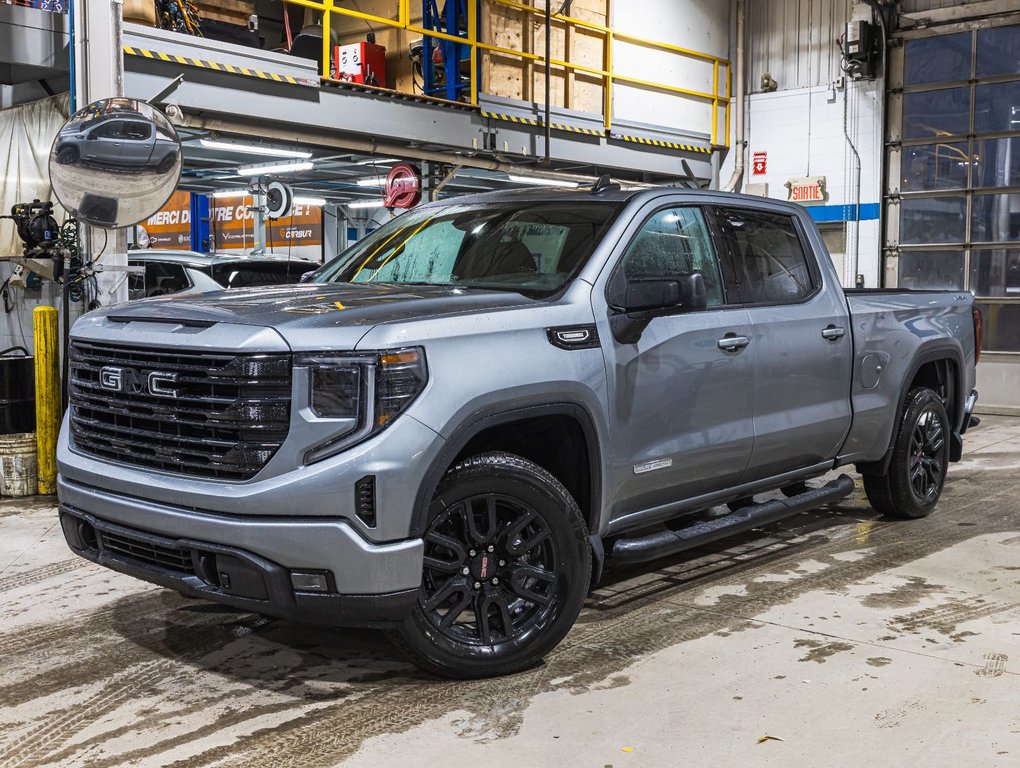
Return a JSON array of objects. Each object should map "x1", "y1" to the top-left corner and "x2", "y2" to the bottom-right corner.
[
  {"x1": 621, "y1": 272, "x2": 707, "y2": 313},
  {"x1": 49, "y1": 98, "x2": 182, "y2": 229}
]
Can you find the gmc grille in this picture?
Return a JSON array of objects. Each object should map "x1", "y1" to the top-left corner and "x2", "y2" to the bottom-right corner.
[{"x1": 68, "y1": 340, "x2": 291, "y2": 480}]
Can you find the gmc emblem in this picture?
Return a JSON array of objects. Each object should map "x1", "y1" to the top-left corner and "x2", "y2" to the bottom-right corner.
[{"x1": 99, "y1": 366, "x2": 180, "y2": 398}]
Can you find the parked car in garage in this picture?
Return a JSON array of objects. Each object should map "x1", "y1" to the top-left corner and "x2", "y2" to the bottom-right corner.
[
  {"x1": 53, "y1": 113, "x2": 180, "y2": 175},
  {"x1": 126, "y1": 249, "x2": 319, "y2": 299},
  {"x1": 59, "y1": 187, "x2": 979, "y2": 679}
]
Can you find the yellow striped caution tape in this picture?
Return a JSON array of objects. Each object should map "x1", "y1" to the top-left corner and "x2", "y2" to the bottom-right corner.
[
  {"x1": 481, "y1": 111, "x2": 604, "y2": 137},
  {"x1": 613, "y1": 133, "x2": 712, "y2": 154},
  {"x1": 123, "y1": 46, "x2": 312, "y2": 86}
]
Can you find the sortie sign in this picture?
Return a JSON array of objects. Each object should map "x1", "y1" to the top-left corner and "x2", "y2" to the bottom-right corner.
[{"x1": 786, "y1": 176, "x2": 827, "y2": 204}]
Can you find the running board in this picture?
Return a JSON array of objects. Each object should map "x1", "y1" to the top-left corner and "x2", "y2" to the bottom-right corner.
[{"x1": 609, "y1": 474, "x2": 856, "y2": 565}]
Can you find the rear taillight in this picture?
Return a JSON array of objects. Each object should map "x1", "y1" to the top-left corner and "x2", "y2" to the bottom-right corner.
[{"x1": 972, "y1": 305, "x2": 983, "y2": 364}]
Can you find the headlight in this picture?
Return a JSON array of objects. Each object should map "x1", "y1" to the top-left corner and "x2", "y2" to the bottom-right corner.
[{"x1": 297, "y1": 347, "x2": 427, "y2": 463}]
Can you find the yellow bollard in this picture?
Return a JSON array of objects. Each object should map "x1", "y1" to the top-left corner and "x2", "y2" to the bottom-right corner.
[{"x1": 33, "y1": 306, "x2": 60, "y2": 495}]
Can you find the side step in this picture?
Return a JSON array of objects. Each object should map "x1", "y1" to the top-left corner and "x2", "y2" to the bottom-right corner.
[{"x1": 609, "y1": 474, "x2": 856, "y2": 565}]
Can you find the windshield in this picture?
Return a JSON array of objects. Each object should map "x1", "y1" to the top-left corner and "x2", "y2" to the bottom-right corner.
[{"x1": 311, "y1": 201, "x2": 621, "y2": 296}]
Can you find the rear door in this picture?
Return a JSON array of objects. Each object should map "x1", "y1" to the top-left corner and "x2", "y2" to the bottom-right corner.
[
  {"x1": 595, "y1": 203, "x2": 755, "y2": 521},
  {"x1": 709, "y1": 206, "x2": 852, "y2": 481}
]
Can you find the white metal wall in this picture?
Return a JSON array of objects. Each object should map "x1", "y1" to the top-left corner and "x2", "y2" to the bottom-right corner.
[
  {"x1": 611, "y1": 0, "x2": 729, "y2": 134},
  {"x1": 747, "y1": 0, "x2": 852, "y2": 91}
]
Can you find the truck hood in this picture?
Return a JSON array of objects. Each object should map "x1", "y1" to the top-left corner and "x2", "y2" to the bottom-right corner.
[{"x1": 99, "y1": 283, "x2": 542, "y2": 350}]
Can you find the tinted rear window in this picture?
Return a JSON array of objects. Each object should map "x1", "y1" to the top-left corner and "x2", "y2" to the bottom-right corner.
[{"x1": 211, "y1": 262, "x2": 316, "y2": 288}]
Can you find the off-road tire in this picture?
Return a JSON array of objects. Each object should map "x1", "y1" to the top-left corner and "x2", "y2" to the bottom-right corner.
[
  {"x1": 394, "y1": 452, "x2": 590, "y2": 679},
  {"x1": 863, "y1": 387, "x2": 950, "y2": 519}
]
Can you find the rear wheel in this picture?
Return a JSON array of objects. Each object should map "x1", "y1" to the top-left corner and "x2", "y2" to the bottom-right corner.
[
  {"x1": 395, "y1": 452, "x2": 590, "y2": 679},
  {"x1": 863, "y1": 387, "x2": 949, "y2": 519}
]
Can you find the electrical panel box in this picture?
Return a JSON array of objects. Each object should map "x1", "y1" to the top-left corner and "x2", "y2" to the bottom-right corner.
[
  {"x1": 333, "y1": 43, "x2": 387, "y2": 88},
  {"x1": 844, "y1": 20, "x2": 876, "y2": 80}
]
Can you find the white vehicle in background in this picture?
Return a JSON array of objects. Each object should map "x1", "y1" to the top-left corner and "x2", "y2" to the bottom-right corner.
[{"x1": 126, "y1": 250, "x2": 319, "y2": 299}]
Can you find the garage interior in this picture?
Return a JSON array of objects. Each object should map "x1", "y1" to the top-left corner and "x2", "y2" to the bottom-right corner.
[{"x1": 1, "y1": 1, "x2": 1018, "y2": 766}]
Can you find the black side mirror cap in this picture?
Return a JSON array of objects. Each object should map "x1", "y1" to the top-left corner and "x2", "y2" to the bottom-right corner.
[{"x1": 620, "y1": 272, "x2": 707, "y2": 313}]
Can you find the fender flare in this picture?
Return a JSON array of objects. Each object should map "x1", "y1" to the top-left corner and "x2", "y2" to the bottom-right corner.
[
  {"x1": 858, "y1": 340, "x2": 965, "y2": 475},
  {"x1": 409, "y1": 402, "x2": 604, "y2": 540}
]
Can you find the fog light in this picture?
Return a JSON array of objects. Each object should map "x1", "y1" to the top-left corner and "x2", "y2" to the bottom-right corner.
[{"x1": 290, "y1": 570, "x2": 331, "y2": 592}]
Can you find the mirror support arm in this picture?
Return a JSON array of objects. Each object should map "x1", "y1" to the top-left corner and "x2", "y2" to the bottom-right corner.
[{"x1": 150, "y1": 74, "x2": 184, "y2": 107}]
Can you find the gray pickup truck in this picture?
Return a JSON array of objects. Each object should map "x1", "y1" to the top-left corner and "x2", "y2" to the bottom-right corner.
[{"x1": 57, "y1": 187, "x2": 980, "y2": 678}]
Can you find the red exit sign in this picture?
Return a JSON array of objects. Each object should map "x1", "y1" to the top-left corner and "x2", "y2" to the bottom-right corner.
[{"x1": 786, "y1": 176, "x2": 827, "y2": 204}]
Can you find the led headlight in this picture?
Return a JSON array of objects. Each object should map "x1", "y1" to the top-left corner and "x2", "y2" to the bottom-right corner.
[{"x1": 298, "y1": 347, "x2": 427, "y2": 463}]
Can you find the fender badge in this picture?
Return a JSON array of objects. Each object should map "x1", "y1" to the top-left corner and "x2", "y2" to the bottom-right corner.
[{"x1": 634, "y1": 458, "x2": 672, "y2": 475}]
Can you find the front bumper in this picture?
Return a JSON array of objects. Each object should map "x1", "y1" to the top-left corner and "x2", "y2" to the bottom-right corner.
[{"x1": 58, "y1": 476, "x2": 423, "y2": 627}]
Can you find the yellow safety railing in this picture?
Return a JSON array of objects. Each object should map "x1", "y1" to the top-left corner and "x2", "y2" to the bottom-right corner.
[{"x1": 281, "y1": 0, "x2": 731, "y2": 147}]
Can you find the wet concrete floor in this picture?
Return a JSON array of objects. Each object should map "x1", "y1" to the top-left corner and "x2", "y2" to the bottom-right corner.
[{"x1": 1, "y1": 417, "x2": 1018, "y2": 767}]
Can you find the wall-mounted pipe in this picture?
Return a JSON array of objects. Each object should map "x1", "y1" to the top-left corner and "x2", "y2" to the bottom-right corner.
[{"x1": 722, "y1": 0, "x2": 745, "y2": 193}]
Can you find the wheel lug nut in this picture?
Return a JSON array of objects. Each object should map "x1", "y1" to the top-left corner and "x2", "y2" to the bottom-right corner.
[
  {"x1": 487, "y1": 545, "x2": 494, "y2": 552},
  {"x1": 492, "y1": 577, "x2": 500, "y2": 585},
  {"x1": 473, "y1": 581, "x2": 481, "y2": 589},
  {"x1": 469, "y1": 550, "x2": 476, "y2": 557},
  {"x1": 499, "y1": 560, "x2": 506, "y2": 566},
  {"x1": 462, "y1": 567, "x2": 469, "y2": 575}
]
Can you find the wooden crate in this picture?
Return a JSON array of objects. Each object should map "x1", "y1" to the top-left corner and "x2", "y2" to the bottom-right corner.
[{"x1": 198, "y1": 0, "x2": 254, "y2": 27}]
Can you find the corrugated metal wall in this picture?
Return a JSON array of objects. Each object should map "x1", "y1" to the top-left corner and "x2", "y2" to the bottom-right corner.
[
  {"x1": 899, "y1": 0, "x2": 983, "y2": 12},
  {"x1": 747, "y1": 0, "x2": 852, "y2": 90}
]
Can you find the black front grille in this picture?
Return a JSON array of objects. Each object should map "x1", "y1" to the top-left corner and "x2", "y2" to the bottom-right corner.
[
  {"x1": 99, "y1": 528, "x2": 195, "y2": 574},
  {"x1": 69, "y1": 340, "x2": 291, "y2": 480}
]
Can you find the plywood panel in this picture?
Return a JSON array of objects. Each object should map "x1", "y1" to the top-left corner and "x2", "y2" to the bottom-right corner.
[{"x1": 482, "y1": 0, "x2": 607, "y2": 115}]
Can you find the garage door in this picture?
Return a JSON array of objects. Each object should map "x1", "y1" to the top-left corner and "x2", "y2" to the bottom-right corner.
[{"x1": 886, "y1": 18, "x2": 1020, "y2": 411}]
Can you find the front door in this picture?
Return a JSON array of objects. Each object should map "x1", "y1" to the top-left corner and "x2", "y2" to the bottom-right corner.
[
  {"x1": 595, "y1": 204, "x2": 755, "y2": 522},
  {"x1": 710, "y1": 205, "x2": 853, "y2": 481}
]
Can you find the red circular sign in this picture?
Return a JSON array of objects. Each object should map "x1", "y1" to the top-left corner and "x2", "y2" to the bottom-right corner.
[{"x1": 384, "y1": 163, "x2": 422, "y2": 209}]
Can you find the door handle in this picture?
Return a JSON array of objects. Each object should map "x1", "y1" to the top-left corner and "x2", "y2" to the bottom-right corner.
[
  {"x1": 717, "y1": 334, "x2": 751, "y2": 351},
  {"x1": 821, "y1": 325, "x2": 846, "y2": 341}
]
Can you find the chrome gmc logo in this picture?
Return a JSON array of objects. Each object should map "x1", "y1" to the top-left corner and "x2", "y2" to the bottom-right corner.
[{"x1": 99, "y1": 366, "x2": 179, "y2": 398}]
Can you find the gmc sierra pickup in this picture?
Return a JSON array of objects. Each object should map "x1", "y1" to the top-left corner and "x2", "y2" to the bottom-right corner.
[{"x1": 57, "y1": 187, "x2": 980, "y2": 678}]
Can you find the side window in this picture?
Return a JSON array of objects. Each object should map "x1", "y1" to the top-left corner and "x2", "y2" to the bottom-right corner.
[
  {"x1": 122, "y1": 121, "x2": 152, "y2": 141},
  {"x1": 91, "y1": 121, "x2": 123, "y2": 140},
  {"x1": 144, "y1": 262, "x2": 191, "y2": 297},
  {"x1": 620, "y1": 206, "x2": 724, "y2": 306},
  {"x1": 714, "y1": 209, "x2": 815, "y2": 304}
]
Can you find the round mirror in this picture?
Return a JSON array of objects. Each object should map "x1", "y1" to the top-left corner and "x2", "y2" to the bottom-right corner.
[{"x1": 48, "y1": 98, "x2": 183, "y2": 229}]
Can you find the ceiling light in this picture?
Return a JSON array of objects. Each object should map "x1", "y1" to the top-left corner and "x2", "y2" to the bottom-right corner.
[
  {"x1": 211, "y1": 189, "x2": 249, "y2": 198},
  {"x1": 354, "y1": 157, "x2": 401, "y2": 165},
  {"x1": 293, "y1": 196, "x2": 327, "y2": 206},
  {"x1": 348, "y1": 200, "x2": 386, "y2": 209},
  {"x1": 507, "y1": 174, "x2": 580, "y2": 188},
  {"x1": 356, "y1": 178, "x2": 387, "y2": 187},
  {"x1": 200, "y1": 139, "x2": 312, "y2": 158},
  {"x1": 237, "y1": 160, "x2": 313, "y2": 176}
]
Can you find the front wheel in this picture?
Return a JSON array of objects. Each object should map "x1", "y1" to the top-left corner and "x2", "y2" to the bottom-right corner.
[
  {"x1": 395, "y1": 452, "x2": 591, "y2": 679},
  {"x1": 863, "y1": 387, "x2": 950, "y2": 519}
]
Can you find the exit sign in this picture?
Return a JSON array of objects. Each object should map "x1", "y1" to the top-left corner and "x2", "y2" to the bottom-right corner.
[{"x1": 786, "y1": 176, "x2": 827, "y2": 204}]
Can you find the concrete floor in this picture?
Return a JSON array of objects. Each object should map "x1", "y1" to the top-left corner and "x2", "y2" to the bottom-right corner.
[{"x1": 1, "y1": 418, "x2": 1018, "y2": 768}]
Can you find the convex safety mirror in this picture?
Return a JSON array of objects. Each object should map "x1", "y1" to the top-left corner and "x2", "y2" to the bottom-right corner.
[{"x1": 49, "y1": 98, "x2": 182, "y2": 229}]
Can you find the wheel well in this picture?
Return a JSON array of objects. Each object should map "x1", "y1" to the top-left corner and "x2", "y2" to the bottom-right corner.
[
  {"x1": 452, "y1": 414, "x2": 595, "y2": 531},
  {"x1": 909, "y1": 358, "x2": 958, "y2": 426}
]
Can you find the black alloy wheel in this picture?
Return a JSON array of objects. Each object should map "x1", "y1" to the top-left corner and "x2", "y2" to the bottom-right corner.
[
  {"x1": 908, "y1": 407, "x2": 946, "y2": 504},
  {"x1": 863, "y1": 387, "x2": 950, "y2": 519},
  {"x1": 396, "y1": 452, "x2": 590, "y2": 678}
]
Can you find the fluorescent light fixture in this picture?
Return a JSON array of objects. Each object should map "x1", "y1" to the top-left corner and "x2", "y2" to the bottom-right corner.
[
  {"x1": 200, "y1": 139, "x2": 312, "y2": 158},
  {"x1": 212, "y1": 189, "x2": 248, "y2": 199},
  {"x1": 356, "y1": 178, "x2": 387, "y2": 187},
  {"x1": 354, "y1": 157, "x2": 401, "y2": 165},
  {"x1": 236, "y1": 160, "x2": 313, "y2": 176},
  {"x1": 507, "y1": 174, "x2": 580, "y2": 188},
  {"x1": 293, "y1": 196, "x2": 327, "y2": 206},
  {"x1": 348, "y1": 200, "x2": 386, "y2": 209}
]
